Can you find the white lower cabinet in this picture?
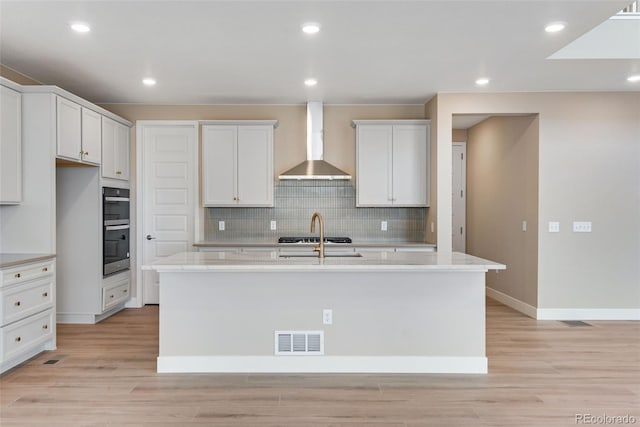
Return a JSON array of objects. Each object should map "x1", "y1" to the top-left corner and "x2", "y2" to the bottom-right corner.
[
  {"x1": 0, "y1": 258, "x2": 56, "y2": 374},
  {"x1": 102, "y1": 278, "x2": 130, "y2": 312}
]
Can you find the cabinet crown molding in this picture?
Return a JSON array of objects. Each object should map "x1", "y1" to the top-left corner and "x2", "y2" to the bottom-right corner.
[
  {"x1": 351, "y1": 119, "x2": 431, "y2": 128},
  {"x1": 200, "y1": 120, "x2": 278, "y2": 128}
]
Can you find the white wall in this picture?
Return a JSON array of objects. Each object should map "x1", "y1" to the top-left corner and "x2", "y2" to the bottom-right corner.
[{"x1": 435, "y1": 92, "x2": 640, "y2": 312}]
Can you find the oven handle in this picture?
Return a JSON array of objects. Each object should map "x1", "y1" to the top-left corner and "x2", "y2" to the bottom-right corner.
[
  {"x1": 105, "y1": 224, "x2": 130, "y2": 231},
  {"x1": 104, "y1": 196, "x2": 130, "y2": 202}
]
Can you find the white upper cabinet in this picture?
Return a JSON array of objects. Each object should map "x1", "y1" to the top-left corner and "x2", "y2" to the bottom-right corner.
[
  {"x1": 202, "y1": 121, "x2": 276, "y2": 207},
  {"x1": 56, "y1": 96, "x2": 101, "y2": 165},
  {"x1": 101, "y1": 116, "x2": 130, "y2": 181},
  {"x1": 0, "y1": 84, "x2": 22, "y2": 204},
  {"x1": 56, "y1": 97, "x2": 82, "y2": 161},
  {"x1": 354, "y1": 120, "x2": 430, "y2": 207},
  {"x1": 81, "y1": 108, "x2": 101, "y2": 164}
]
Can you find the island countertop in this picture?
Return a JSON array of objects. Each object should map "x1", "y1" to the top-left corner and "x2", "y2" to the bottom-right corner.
[{"x1": 149, "y1": 250, "x2": 505, "y2": 272}]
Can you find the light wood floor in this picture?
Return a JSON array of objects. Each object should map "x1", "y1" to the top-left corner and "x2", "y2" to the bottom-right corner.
[{"x1": 1, "y1": 299, "x2": 638, "y2": 426}]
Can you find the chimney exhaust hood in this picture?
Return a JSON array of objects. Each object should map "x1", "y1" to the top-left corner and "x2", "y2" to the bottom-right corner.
[{"x1": 278, "y1": 101, "x2": 352, "y2": 180}]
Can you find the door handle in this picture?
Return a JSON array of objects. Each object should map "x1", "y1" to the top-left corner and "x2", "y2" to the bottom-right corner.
[{"x1": 146, "y1": 234, "x2": 156, "y2": 240}]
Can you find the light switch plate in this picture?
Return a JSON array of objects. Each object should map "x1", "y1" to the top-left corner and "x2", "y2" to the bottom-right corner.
[
  {"x1": 381, "y1": 221, "x2": 388, "y2": 231},
  {"x1": 218, "y1": 220, "x2": 225, "y2": 231},
  {"x1": 270, "y1": 220, "x2": 277, "y2": 231},
  {"x1": 522, "y1": 221, "x2": 527, "y2": 232},
  {"x1": 548, "y1": 221, "x2": 560, "y2": 233},
  {"x1": 573, "y1": 221, "x2": 592, "y2": 233}
]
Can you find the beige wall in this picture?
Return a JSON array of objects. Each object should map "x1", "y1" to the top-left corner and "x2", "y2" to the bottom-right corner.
[
  {"x1": 0, "y1": 64, "x2": 40, "y2": 85},
  {"x1": 436, "y1": 92, "x2": 640, "y2": 310},
  {"x1": 99, "y1": 104, "x2": 425, "y2": 179},
  {"x1": 466, "y1": 116, "x2": 539, "y2": 306},
  {"x1": 424, "y1": 96, "x2": 438, "y2": 244},
  {"x1": 452, "y1": 129, "x2": 468, "y2": 142}
]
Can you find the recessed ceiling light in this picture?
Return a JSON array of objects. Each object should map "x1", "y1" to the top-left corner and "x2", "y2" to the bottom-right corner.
[
  {"x1": 142, "y1": 78, "x2": 157, "y2": 86},
  {"x1": 70, "y1": 22, "x2": 91, "y2": 33},
  {"x1": 304, "y1": 78, "x2": 318, "y2": 87},
  {"x1": 302, "y1": 23, "x2": 320, "y2": 34},
  {"x1": 545, "y1": 22, "x2": 566, "y2": 33},
  {"x1": 627, "y1": 74, "x2": 640, "y2": 83},
  {"x1": 475, "y1": 78, "x2": 490, "y2": 86}
]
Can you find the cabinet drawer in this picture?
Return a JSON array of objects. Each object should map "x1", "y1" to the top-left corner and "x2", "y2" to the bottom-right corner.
[
  {"x1": 0, "y1": 260, "x2": 55, "y2": 287},
  {"x1": 102, "y1": 281, "x2": 130, "y2": 311},
  {"x1": 1, "y1": 309, "x2": 54, "y2": 362},
  {"x1": 0, "y1": 278, "x2": 54, "y2": 326}
]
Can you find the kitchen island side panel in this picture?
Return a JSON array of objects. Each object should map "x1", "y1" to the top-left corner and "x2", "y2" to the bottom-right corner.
[{"x1": 158, "y1": 270, "x2": 485, "y2": 370}]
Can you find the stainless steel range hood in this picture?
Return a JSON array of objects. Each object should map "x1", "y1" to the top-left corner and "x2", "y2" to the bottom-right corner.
[{"x1": 278, "y1": 101, "x2": 352, "y2": 180}]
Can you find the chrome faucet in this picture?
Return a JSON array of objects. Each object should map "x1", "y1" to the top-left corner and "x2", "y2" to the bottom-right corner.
[{"x1": 310, "y1": 212, "x2": 325, "y2": 258}]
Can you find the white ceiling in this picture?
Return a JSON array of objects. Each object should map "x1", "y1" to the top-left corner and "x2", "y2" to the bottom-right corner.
[{"x1": 1, "y1": 0, "x2": 638, "y2": 105}]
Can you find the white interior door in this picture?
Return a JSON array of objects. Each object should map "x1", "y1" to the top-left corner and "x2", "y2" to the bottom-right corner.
[
  {"x1": 452, "y1": 142, "x2": 467, "y2": 252},
  {"x1": 140, "y1": 122, "x2": 197, "y2": 304}
]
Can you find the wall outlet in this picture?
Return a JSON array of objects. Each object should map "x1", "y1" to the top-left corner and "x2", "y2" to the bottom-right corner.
[
  {"x1": 323, "y1": 309, "x2": 333, "y2": 325},
  {"x1": 573, "y1": 221, "x2": 592, "y2": 233},
  {"x1": 218, "y1": 220, "x2": 225, "y2": 231},
  {"x1": 270, "y1": 220, "x2": 277, "y2": 231},
  {"x1": 381, "y1": 221, "x2": 388, "y2": 231},
  {"x1": 431, "y1": 221, "x2": 435, "y2": 233},
  {"x1": 548, "y1": 221, "x2": 560, "y2": 233}
]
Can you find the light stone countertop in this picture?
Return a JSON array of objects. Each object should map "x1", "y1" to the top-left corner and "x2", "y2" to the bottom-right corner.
[
  {"x1": 0, "y1": 253, "x2": 56, "y2": 269},
  {"x1": 149, "y1": 250, "x2": 505, "y2": 273}
]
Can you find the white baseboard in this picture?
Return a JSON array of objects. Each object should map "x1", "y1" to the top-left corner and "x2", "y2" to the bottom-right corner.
[
  {"x1": 157, "y1": 356, "x2": 488, "y2": 374},
  {"x1": 486, "y1": 287, "x2": 537, "y2": 318},
  {"x1": 536, "y1": 309, "x2": 640, "y2": 321},
  {"x1": 125, "y1": 297, "x2": 143, "y2": 308},
  {"x1": 57, "y1": 305, "x2": 126, "y2": 324},
  {"x1": 487, "y1": 287, "x2": 640, "y2": 320}
]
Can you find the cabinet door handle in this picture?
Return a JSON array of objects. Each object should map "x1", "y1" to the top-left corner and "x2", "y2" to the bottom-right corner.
[
  {"x1": 42, "y1": 324, "x2": 49, "y2": 330},
  {"x1": 110, "y1": 294, "x2": 115, "y2": 299},
  {"x1": 42, "y1": 267, "x2": 48, "y2": 272},
  {"x1": 15, "y1": 336, "x2": 21, "y2": 343},
  {"x1": 85, "y1": 151, "x2": 89, "y2": 156},
  {"x1": 116, "y1": 171, "x2": 122, "y2": 175},
  {"x1": 42, "y1": 292, "x2": 49, "y2": 297},
  {"x1": 123, "y1": 289, "x2": 128, "y2": 293},
  {"x1": 14, "y1": 273, "x2": 21, "y2": 279},
  {"x1": 14, "y1": 301, "x2": 21, "y2": 307}
]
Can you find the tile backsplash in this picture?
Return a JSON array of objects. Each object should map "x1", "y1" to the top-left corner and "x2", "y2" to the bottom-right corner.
[{"x1": 204, "y1": 181, "x2": 426, "y2": 242}]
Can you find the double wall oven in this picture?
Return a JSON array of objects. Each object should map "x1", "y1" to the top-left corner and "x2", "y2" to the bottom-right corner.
[{"x1": 103, "y1": 187, "x2": 130, "y2": 276}]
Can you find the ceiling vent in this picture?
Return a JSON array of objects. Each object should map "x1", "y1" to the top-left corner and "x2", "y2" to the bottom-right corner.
[{"x1": 275, "y1": 331, "x2": 324, "y2": 355}]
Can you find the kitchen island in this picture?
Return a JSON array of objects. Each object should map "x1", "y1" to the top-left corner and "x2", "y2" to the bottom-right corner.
[{"x1": 150, "y1": 250, "x2": 505, "y2": 374}]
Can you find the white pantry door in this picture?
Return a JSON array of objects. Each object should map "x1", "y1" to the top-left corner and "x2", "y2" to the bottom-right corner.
[
  {"x1": 452, "y1": 142, "x2": 467, "y2": 253},
  {"x1": 140, "y1": 122, "x2": 198, "y2": 304}
]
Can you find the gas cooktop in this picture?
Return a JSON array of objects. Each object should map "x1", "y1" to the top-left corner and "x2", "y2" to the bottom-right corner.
[{"x1": 278, "y1": 236, "x2": 352, "y2": 244}]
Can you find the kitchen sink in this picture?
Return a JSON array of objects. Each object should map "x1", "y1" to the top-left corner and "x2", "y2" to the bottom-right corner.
[{"x1": 278, "y1": 252, "x2": 362, "y2": 258}]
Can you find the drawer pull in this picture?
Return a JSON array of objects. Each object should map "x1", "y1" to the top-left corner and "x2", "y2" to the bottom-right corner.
[
  {"x1": 42, "y1": 267, "x2": 48, "y2": 272},
  {"x1": 42, "y1": 292, "x2": 49, "y2": 297},
  {"x1": 15, "y1": 336, "x2": 21, "y2": 343},
  {"x1": 110, "y1": 294, "x2": 115, "y2": 299},
  {"x1": 116, "y1": 171, "x2": 122, "y2": 175},
  {"x1": 14, "y1": 301, "x2": 21, "y2": 307},
  {"x1": 123, "y1": 289, "x2": 128, "y2": 293},
  {"x1": 42, "y1": 324, "x2": 48, "y2": 330},
  {"x1": 15, "y1": 273, "x2": 21, "y2": 279}
]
